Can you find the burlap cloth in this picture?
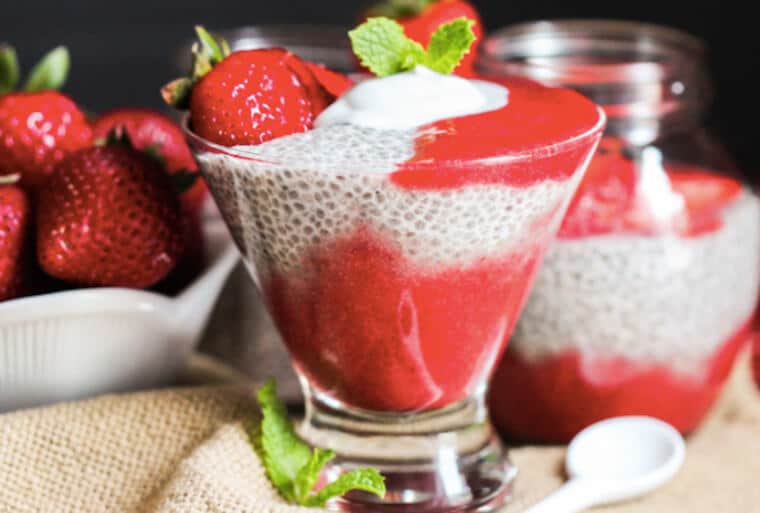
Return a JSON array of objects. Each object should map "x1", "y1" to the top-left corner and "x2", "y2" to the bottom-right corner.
[{"x1": 1, "y1": 351, "x2": 758, "y2": 513}]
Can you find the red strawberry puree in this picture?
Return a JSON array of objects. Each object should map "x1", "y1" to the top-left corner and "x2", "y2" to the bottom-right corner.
[
  {"x1": 198, "y1": 76, "x2": 603, "y2": 412},
  {"x1": 489, "y1": 139, "x2": 760, "y2": 441}
]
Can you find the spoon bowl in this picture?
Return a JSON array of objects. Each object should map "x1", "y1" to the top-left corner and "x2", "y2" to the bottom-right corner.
[{"x1": 524, "y1": 416, "x2": 685, "y2": 513}]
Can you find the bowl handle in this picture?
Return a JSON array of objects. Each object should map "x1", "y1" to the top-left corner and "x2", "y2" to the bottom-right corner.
[{"x1": 171, "y1": 221, "x2": 240, "y2": 354}]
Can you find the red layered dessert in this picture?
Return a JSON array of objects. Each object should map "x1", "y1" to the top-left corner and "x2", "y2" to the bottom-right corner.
[
  {"x1": 490, "y1": 138, "x2": 760, "y2": 441},
  {"x1": 197, "y1": 77, "x2": 603, "y2": 412}
]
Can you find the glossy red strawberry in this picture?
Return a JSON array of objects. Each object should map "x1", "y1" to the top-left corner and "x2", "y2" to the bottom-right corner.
[
  {"x1": 92, "y1": 108, "x2": 207, "y2": 212},
  {"x1": 0, "y1": 46, "x2": 92, "y2": 188},
  {"x1": 0, "y1": 91, "x2": 92, "y2": 189},
  {"x1": 192, "y1": 49, "x2": 317, "y2": 146},
  {"x1": 0, "y1": 175, "x2": 30, "y2": 300},
  {"x1": 305, "y1": 62, "x2": 355, "y2": 99},
  {"x1": 152, "y1": 208, "x2": 205, "y2": 295},
  {"x1": 37, "y1": 145, "x2": 185, "y2": 288},
  {"x1": 163, "y1": 27, "x2": 353, "y2": 147},
  {"x1": 365, "y1": 0, "x2": 483, "y2": 75}
]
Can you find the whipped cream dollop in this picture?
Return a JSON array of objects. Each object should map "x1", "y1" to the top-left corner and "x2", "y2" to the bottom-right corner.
[{"x1": 315, "y1": 65, "x2": 509, "y2": 130}]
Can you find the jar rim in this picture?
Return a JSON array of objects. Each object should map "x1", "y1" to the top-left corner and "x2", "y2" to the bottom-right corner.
[{"x1": 479, "y1": 19, "x2": 705, "y2": 85}]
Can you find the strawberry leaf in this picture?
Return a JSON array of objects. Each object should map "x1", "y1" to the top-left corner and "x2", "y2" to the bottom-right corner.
[
  {"x1": 303, "y1": 469, "x2": 386, "y2": 507},
  {"x1": 161, "y1": 77, "x2": 193, "y2": 109},
  {"x1": 349, "y1": 17, "x2": 425, "y2": 77},
  {"x1": 23, "y1": 46, "x2": 69, "y2": 92},
  {"x1": 195, "y1": 25, "x2": 225, "y2": 63},
  {"x1": 163, "y1": 26, "x2": 230, "y2": 110},
  {"x1": 0, "y1": 45, "x2": 20, "y2": 94},
  {"x1": 423, "y1": 18, "x2": 476, "y2": 74},
  {"x1": 170, "y1": 169, "x2": 199, "y2": 194}
]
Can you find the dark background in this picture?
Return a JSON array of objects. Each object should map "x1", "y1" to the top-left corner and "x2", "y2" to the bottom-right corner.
[{"x1": 2, "y1": 1, "x2": 757, "y2": 172}]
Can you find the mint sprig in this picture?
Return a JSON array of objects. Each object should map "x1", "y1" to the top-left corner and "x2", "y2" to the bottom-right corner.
[
  {"x1": 254, "y1": 379, "x2": 386, "y2": 507},
  {"x1": 350, "y1": 17, "x2": 476, "y2": 76}
]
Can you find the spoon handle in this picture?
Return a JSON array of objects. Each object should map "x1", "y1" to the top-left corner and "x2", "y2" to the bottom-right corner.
[{"x1": 522, "y1": 479, "x2": 597, "y2": 513}]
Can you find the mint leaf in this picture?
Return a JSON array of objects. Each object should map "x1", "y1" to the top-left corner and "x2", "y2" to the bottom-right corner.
[
  {"x1": 254, "y1": 379, "x2": 387, "y2": 508},
  {"x1": 256, "y1": 378, "x2": 312, "y2": 502},
  {"x1": 349, "y1": 17, "x2": 425, "y2": 77},
  {"x1": 304, "y1": 469, "x2": 386, "y2": 508},
  {"x1": 23, "y1": 46, "x2": 69, "y2": 92},
  {"x1": 293, "y1": 448, "x2": 335, "y2": 503},
  {"x1": 0, "y1": 45, "x2": 20, "y2": 94},
  {"x1": 424, "y1": 18, "x2": 476, "y2": 74}
]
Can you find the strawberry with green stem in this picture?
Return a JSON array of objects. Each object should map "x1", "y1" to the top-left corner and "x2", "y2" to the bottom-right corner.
[
  {"x1": 163, "y1": 26, "x2": 353, "y2": 147},
  {"x1": 0, "y1": 45, "x2": 92, "y2": 188},
  {"x1": 0, "y1": 173, "x2": 30, "y2": 301}
]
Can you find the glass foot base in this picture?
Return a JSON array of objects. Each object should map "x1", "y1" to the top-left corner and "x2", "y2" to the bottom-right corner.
[
  {"x1": 300, "y1": 385, "x2": 517, "y2": 513},
  {"x1": 328, "y1": 436, "x2": 516, "y2": 513}
]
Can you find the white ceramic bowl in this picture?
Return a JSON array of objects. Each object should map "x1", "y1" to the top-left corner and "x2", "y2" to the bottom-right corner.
[{"x1": 0, "y1": 216, "x2": 238, "y2": 411}]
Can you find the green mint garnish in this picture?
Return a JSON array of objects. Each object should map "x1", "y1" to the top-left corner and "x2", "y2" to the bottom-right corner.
[
  {"x1": 254, "y1": 379, "x2": 386, "y2": 507},
  {"x1": 349, "y1": 16, "x2": 476, "y2": 76},
  {"x1": 424, "y1": 18, "x2": 476, "y2": 75},
  {"x1": 303, "y1": 468, "x2": 388, "y2": 508}
]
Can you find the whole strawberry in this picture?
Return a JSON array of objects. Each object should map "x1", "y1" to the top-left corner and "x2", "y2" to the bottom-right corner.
[
  {"x1": 365, "y1": 0, "x2": 483, "y2": 75},
  {"x1": 0, "y1": 174, "x2": 30, "y2": 300},
  {"x1": 0, "y1": 45, "x2": 92, "y2": 188},
  {"x1": 92, "y1": 108, "x2": 207, "y2": 212},
  {"x1": 37, "y1": 144, "x2": 185, "y2": 288},
  {"x1": 163, "y1": 27, "x2": 353, "y2": 147}
]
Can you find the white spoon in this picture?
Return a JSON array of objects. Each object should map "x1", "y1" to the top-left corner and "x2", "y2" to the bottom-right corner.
[{"x1": 523, "y1": 416, "x2": 685, "y2": 513}]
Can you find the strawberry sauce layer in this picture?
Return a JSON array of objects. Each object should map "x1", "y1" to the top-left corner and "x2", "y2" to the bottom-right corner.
[
  {"x1": 265, "y1": 227, "x2": 543, "y2": 412},
  {"x1": 489, "y1": 317, "x2": 752, "y2": 443},
  {"x1": 557, "y1": 137, "x2": 743, "y2": 239},
  {"x1": 391, "y1": 76, "x2": 602, "y2": 190}
]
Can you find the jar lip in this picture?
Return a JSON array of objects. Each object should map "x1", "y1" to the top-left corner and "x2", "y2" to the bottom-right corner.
[{"x1": 480, "y1": 19, "x2": 705, "y2": 85}]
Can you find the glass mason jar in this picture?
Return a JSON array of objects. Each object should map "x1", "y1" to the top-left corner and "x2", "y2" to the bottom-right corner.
[
  {"x1": 187, "y1": 78, "x2": 604, "y2": 510},
  {"x1": 479, "y1": 20, "x2": 760, "y2": 442}
]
